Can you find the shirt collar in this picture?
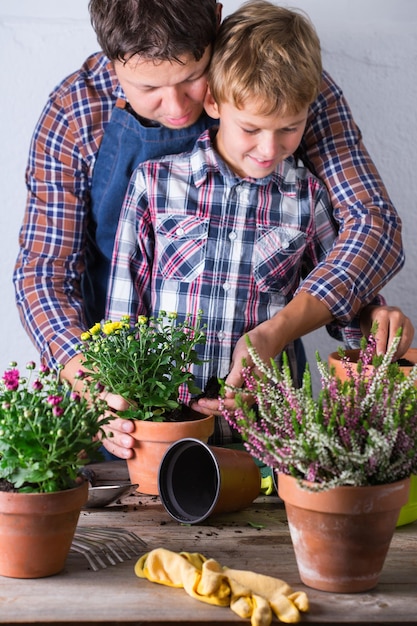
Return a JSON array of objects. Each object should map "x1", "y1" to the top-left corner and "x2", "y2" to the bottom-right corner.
[
  {"x1": 191, "y1": 127, "x2": 290, "y2": 190},
  {"x1": 105, "y1": 60, "x2": 126, "y2": 102}
]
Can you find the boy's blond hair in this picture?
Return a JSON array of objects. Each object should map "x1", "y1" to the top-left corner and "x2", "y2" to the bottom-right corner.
[{"x1": 208, "y1": 0, "x2": 322, "y2": 116}]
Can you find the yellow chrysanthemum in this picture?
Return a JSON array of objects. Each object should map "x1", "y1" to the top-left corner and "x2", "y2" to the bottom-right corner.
[{"x1": 102, "y1": 321, "x2": 124, "y2": 335}]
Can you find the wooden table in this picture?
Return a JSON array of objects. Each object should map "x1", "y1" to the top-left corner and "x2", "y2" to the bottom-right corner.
[{"x1": 1, "y1": 461, "x2": 416, "y2": 625}]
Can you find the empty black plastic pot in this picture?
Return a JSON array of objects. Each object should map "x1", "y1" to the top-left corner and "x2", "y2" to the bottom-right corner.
[{"x1": 158, "y1": 438, "x2": 261, "y2": 524}]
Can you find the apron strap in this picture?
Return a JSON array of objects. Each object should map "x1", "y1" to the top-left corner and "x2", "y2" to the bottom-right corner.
[{"x1": 115, "y1": 97, "x2": 127, "y2": 110}]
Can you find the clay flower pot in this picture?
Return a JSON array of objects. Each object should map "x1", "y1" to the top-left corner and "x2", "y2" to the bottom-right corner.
[
  {"x1": 127, "y1": 411, "x2": 215, "y2": 495},
  {"x1": 328, "y1": 347, "x2": 417, "y2": 527},
  {"x1": 328, "y1": 347, "x2": 417, "y2": 383},
  {"x1": 0, "y1": 481, "x2": 88, "y2": 578},
  {"x1": 158, "y1": 438, "x2": 261, "y2": 523},
  {"x1": 278, "y1": 473, "x2": 410, "y2": 593}
]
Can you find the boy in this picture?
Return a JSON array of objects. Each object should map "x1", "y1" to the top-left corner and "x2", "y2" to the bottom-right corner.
[{"x1": 106, "y1": 1, "x2": 408, "y2": 437}]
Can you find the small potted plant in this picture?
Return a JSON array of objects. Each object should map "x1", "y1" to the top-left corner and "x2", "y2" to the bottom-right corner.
[
  {"x1": 221, "y1": 330, "x2": 417, "y2": 593},
  {"x1": 79, "y1": 311, "x2": 215, "y2": 494},
  {"x1": 0, "y1": 361, "x2": 110, "y2": 578}
]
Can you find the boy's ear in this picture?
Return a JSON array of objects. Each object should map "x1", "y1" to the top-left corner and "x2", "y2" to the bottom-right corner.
[{"x1": 204, "y1": 87, "x2": 220, "y2": 119}]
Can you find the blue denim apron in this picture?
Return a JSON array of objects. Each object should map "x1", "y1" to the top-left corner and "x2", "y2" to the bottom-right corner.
[{"x1": 83, "y1": 100, "x2": 214, "y2": 326}]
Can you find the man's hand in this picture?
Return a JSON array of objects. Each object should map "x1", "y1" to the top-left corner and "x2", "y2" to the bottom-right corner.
[
  {"x1": 360, "y1": 305, "x2": 414, "y2": 358},
  {"x1": 60, "y1": 354, "x2": 136, "y2": 459},
  {"x1": 100, "y1": 392, "x2": 136, "y2": 459}
]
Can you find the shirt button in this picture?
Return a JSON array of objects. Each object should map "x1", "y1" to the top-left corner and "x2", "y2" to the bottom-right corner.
[
  {"x1": 229, "y1": 231, "x2": 237, "y2": 241},
  {"x1": 176, "y1": 227, "x2": 184, "y2": 236},
  {"x1": 223, "y1": 282, "x2": 231, "y2": 291},
  {"x1": 217, "y1": 331, "x2": 225, "y2": 341}
]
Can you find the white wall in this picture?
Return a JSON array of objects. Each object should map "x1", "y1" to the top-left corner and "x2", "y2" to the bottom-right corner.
[{"x1": 1, "y1": 0, "x2": 416, "y2": 387}]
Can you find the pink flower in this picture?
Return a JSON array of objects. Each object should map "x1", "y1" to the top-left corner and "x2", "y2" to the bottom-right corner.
[
  {"x1": 47, "y1": 395, "x2": 63, "y2": 406},
  {"x1": 2, "y1": 369, "x2": 20, "y2": 391},
  {"x1": 32, "y1": 379, "x2": 43, "y2": 391}
]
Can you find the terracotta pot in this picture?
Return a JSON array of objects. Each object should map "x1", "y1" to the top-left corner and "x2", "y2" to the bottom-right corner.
[
  {"x1": 328, "y1": 347, "x2": 417, "y2": 384},
  {"x1": 158, "y1": 438, "x2": 261, "y2": 523},
  {"x1": 278, "y1": 473, "x2": 410, "y2": 593},
  {"x1": 127, "y1": 410, "x2": 215, "y2": 495},
  {"x1": 0, "y1": 481, "x2": 88, "y2": 578},
  {"x1": 328, "y1": 347, "x2": 417, "y2": 527}
]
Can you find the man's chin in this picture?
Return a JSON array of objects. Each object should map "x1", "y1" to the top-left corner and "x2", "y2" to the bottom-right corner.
[{"x1": 162, "y1": 111, "x2": 203, "y2": 130}]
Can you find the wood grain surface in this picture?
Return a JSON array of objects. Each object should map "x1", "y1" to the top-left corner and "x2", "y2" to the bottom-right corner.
[{"x1": 0, "y1": 461, "x2": 416, "y2": 625}]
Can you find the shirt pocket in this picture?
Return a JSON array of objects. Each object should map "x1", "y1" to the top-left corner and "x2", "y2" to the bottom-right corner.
[
  {"x1": 254, "y1": 225, "x2": 307, "y2": 294},
  {"x1": 156, "y1": 215, "x2": 209, "y2": 281}
]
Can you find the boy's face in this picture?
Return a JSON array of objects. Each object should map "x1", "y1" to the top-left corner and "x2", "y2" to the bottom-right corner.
[
  {"x1": 113, "y1": 46, "x2": 212, "y2": 129},
  {"x1": 205, "y1": 95, "x2": 309, "y2": 179}
]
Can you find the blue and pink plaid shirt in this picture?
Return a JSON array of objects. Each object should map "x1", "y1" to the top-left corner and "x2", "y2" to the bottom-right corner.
[{"x1": 106, "y1": 128, "x2": 346, "y2": 398}]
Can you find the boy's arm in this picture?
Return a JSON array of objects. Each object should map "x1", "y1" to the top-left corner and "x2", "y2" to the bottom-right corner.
[
  {"x1": 298, "y1": 71, "x2": 404, "y2": 321},
  {"x1": 194, "y1": 294, "x2": 414, "y2": 416}
]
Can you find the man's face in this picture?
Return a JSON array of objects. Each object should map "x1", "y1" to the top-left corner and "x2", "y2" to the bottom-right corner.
[{"x1": 113, "y1": 46, "x2": 211, "y2": 129}]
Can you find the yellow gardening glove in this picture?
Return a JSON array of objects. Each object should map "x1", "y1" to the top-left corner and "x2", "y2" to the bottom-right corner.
[
  {"x1": 260, "y1": 474, "x2": 275, "y2": 495},
  {"x1": 135, "y1": 548, "x2": 230, "y2": 606},
  {"x1": 135, "y1": 548, "x2": 308, "y2": 625},
  {"x1": 224, "y1": 566, "x2": 309, "y2": 624},
  {"x1": 227, "y1": 577, "x2": 273, "y2": 626}
]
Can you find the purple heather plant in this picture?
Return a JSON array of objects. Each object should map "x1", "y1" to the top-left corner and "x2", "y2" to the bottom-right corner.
[{"x1": 221, "y1": 330, "x2": 417, "y2": 490}]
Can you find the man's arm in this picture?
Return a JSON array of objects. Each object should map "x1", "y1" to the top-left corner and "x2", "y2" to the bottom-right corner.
[
  {"x1": 13, "y1": 54, "x2": 116, "y2": 370},
  {"x1": 60, "y1": 353, "x2": 136, "y2": 460},
  {"x1": 299, "y1": 70, "x2": 404, "y2": 320},
  {"x1": 13, "y1": 94, "x2": 90, "y2": 369}
]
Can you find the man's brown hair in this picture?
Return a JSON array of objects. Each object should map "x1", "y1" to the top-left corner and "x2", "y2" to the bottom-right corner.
[{"x1": 89, "y1": 0, "x2": 218, "y2": 63}]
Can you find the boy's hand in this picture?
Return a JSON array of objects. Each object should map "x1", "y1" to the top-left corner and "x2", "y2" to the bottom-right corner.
[
  {"x1": 193, "y1": 322, "x2": 278, "y2": 416},
  {"x1": 194, "y1": 294, "x2": 331, "y2": 415}
]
